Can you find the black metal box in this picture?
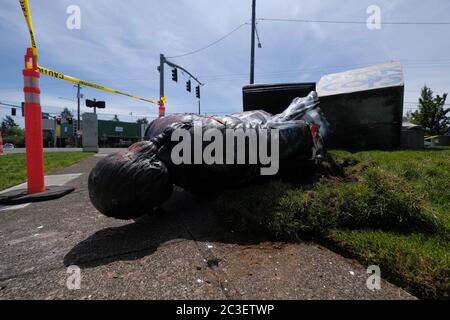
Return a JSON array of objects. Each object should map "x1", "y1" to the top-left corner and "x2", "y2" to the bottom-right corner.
[{"x1": 242, "y1": 83, "x2": 316, "y2": 115}]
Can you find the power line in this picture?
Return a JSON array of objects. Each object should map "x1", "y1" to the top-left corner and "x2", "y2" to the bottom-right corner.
[
  {"x1": 0, "y1": 102, "x2": 21, "y2": 108},
  {"x1": 202, "y1": 68, "x2": 450, "y2": 84},
  {"x1": 259, "y1": 17, "x2": 450, "y2": 25},
  {"x1": 166, "y1": 22, "x2": 249, "y2": 59},
  {"x1": 199, "y1": 60, "x2": 450, "y2": 81}
]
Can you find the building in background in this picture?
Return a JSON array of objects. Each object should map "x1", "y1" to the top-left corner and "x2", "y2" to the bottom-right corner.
[
  {"x1": 60, "y1": 118, "x2": 147, "y2": 148},
  {"x1": 401, "y1": 122, "x2": 424, "y2": 149},
  {"x1": 42, "y1": 118, "x2": 56, "y2": 148}
]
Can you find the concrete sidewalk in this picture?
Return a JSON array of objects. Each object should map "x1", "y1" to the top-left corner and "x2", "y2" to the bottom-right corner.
[{"x1": 0, "y1": 156, "x2": 415, "y2": 300}]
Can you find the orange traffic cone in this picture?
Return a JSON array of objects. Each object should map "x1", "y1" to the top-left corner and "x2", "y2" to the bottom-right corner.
[{"x1": 0, "y1": 131, "x2": 6, "y2": 155}]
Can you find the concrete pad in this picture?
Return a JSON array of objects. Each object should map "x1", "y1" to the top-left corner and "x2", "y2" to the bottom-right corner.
[
  {"x1": 0, "y1": 240, "x2": 227, "y2": 300},
  {"x1": 197, "y1": 241, "x2": 414, "y2": 300}
]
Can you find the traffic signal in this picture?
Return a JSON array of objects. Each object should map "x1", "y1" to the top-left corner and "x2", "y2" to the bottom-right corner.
[
  {"x1": 186, "y1": 80, "x2": 191, "y2": 92},
  {"x1": 96, "y1": 101, "x2": 106, "y2": 109},
  {"x1": 21, "y1": 102, "x2": 25, "y2": 117},
  {"x1": 11, "y1": 108, "x2": 16, "y2": 116},
  {"x1": 86, "y1": 99, "x2": 106, "y2": 109},
  {"x1": 67, "y1": 117, "x2": 73, "y2": 125},
  {"x1": 196, "y1": 86, "x2": 200, "y2": 99},
  {"x1": 172, "y1": 68, "x2": 178, "y2": 82},
  {"x1": 56, "y1": 117, "x2": 61, "y2": 125},
  {"x1": 86, "y1": 99, "x2": 95, "y2": 108}
]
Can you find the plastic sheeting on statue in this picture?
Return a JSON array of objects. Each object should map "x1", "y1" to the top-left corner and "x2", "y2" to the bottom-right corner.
[{"x1": 88, "y1": 91, "x2": 329, "y2": 220}]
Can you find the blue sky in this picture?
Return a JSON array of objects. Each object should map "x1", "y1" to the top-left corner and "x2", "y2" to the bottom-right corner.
[{"x1": 1, "y1": 0, "x2": 450, "y2": 127}]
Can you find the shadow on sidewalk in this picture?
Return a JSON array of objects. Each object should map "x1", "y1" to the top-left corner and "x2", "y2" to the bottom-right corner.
[{"x1": 63, "y1": 189, "x2": 265, "y2": 269}]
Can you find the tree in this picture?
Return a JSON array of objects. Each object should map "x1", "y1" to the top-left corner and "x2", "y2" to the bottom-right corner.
[
  {"x1": 411, "y1": 85, "x2": 449, "y2": 135},
  {"x1": 136, "y1": 117, "x2": 149, "y2": 125},
  {"x1": 1, "y1": 116, "x2": 19, "y2": 132},
  {"x1": 113, "y1": 115, "x2": 120, "y2": 122},
  {"x1": 60, "y1": 107, "x2": 73, "y2": 119},
  {"x1": 2, "y1": 127, "x2": 25, "y2": 147},
  {"x1": 1, "y1": 117, "x2": 24, "y2": 147},
  {"x1": 404, "y1": 110, "x2": 413, "y2": 122}
]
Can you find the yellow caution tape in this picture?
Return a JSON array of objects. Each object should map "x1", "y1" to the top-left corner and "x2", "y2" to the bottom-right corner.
[
  {"x1": 19, "y1": 0, "x2": 38, "y2": 61},
  {"x1": 38, "y1": 66, "x2": 160, "y2": 105},
  {"x1": 19, "y1": 0, "x2": 161, "y2": 106}
]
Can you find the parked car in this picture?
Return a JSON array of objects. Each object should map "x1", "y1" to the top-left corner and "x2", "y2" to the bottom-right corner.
[{"x1": 3, "y1": 143, "x2": 14, "y2": 150}]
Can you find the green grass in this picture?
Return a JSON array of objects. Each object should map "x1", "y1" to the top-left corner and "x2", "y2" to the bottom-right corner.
[
  {"x1": 0, "y1": 152, "x2": 94, "y2": 191},
  {"x1": 223, "y1": 148, "x2": 450, "y2": 299}
]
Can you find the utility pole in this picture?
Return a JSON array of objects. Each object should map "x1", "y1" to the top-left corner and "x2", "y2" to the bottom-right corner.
[
  {"x1": 250, "y1": 0, "x2": 256, "y2": 84},
  {"x1": 75, "y1": 84, "x2": 82, "y2": 147}
]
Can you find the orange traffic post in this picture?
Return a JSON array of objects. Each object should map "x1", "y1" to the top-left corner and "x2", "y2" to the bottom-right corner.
[
  {"x1": 0, "y1": 131, "x2": 6, "y2": 155},
  {"x1": 23, "y1": 48, "x2": 45, "y2": 194},
  {"x1": 159, "y1": 102, "x2": 166, "y2": 118},
  {"x1": 0, "y1": 49, "x2": 75, "y2": 204}
]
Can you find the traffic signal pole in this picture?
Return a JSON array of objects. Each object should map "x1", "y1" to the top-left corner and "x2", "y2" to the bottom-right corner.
[
  {"x1": 159, "y1": 53, "x2": 203, "y2": 117},
  {"x1": 159, "y1": 54, "x2": 166, "y2": 118},
  {"x1": 160, "y1": 54, "x2": 165, "y2": 99}
]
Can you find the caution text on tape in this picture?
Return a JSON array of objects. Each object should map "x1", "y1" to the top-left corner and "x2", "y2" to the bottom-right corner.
[{"x1": 38, "y1": 66, "x2": 160, "y2": 105}]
